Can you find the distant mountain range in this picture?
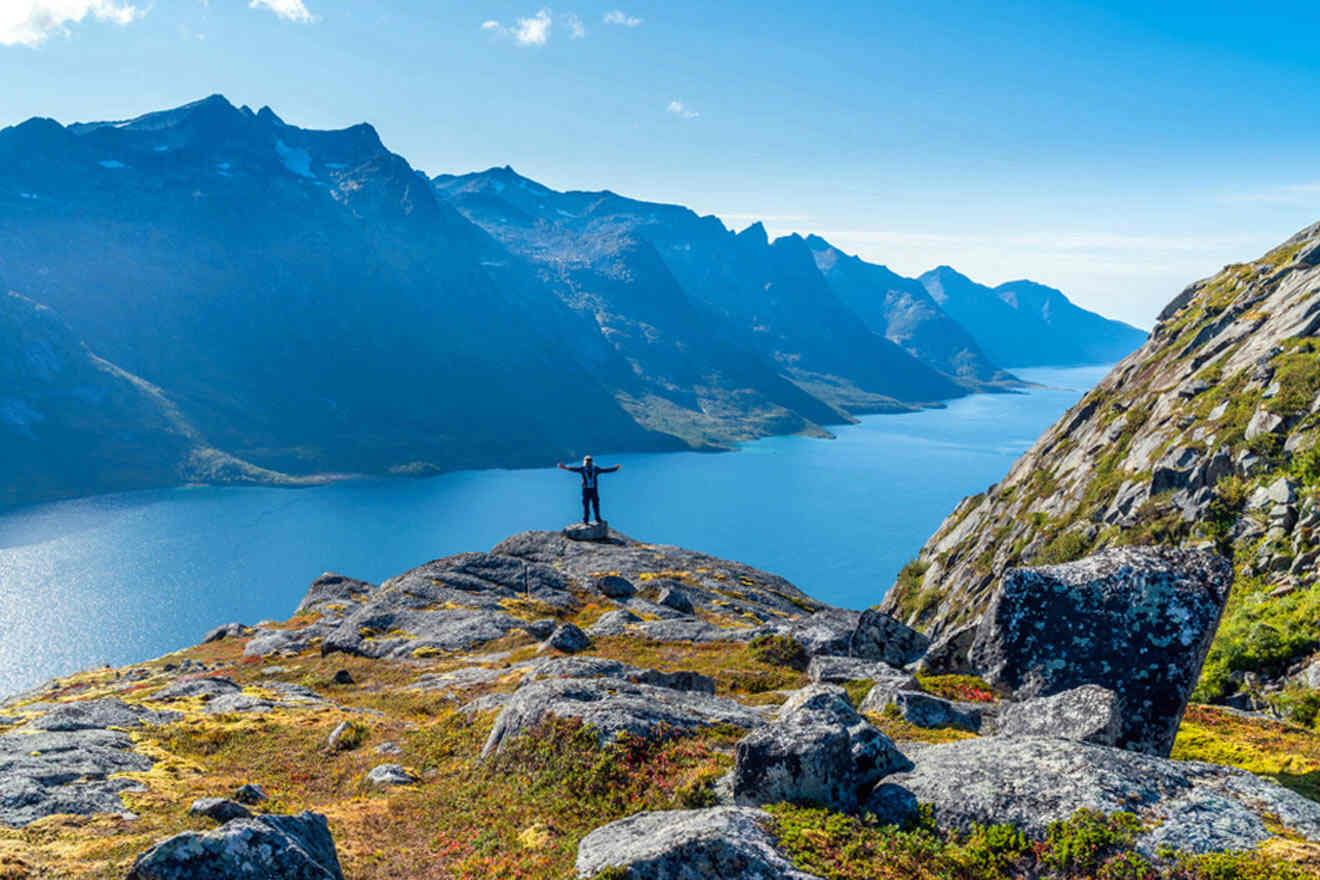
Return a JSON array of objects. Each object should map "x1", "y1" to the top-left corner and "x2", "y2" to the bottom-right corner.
[{"x1": 0, "y1": 95, "x2": 1147, "y2": 509}]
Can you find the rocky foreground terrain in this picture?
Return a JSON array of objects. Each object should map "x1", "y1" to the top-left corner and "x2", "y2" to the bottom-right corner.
[{"x1": 4, "y1": 527, "x2": 1320, "y2": 878}]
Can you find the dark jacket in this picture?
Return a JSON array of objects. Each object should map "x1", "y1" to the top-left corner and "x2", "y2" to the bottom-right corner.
[{"x1": 565, "y1": 463, "x2": 619, "y2": 489}]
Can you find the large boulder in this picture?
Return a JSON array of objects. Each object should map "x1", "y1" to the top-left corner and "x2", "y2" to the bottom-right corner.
[
  {"x1": 995, "y1": 685, "x2": 1122, "y2": 745},
  {"x1": 575, "y1": 807, "x2": 822, "y2": 880},
  {"x1": 967, "y1": 546, "x2": 1231, "y2": 755},
  {"x1": 126, "y1": 811, "x2": 344, "y2": 880},
  {"x1": 469, "y1": 677, "x2": 766, "y2": 758},
  {"x1": 868, "y1": 736, "x2": 1320, "y2": 855},
  {"x1": 730, "y1": 685, "x2": 910, "y2": 812}
]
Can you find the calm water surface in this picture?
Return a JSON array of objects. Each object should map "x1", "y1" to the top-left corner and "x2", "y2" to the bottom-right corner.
[{"x1": 0, "y1": 364, "x2": 1109, "y2": 696}]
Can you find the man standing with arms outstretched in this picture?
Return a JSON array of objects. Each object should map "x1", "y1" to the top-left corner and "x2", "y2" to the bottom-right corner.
[{"x1": 557, "y1": 455, "x2": 621, "y2": 524}]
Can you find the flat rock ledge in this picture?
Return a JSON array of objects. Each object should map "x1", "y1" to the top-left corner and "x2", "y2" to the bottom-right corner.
[
  {"x1": 575, "y1": 807, "x2": 822, "y2": 880},
  {"x1": 868, "y1": 735, "x2": 1320, "y2": 855}
]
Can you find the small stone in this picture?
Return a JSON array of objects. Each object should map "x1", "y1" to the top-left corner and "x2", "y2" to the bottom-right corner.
[
  {"x1": 373, "y1": 741, "x2": 403, "y2": 756},
  {"x1": 586, "y1": 609, "x2": 641, "y2": 636},
  {"x1": 365, "y1": 764, "x2": 416, "y2": 786},
  {"x1": 1245, "y1": 409, "x2": 1285, "y2": 441},
  {"x1": 188, "y1": 798, "x2": 253, "y2": 822},
  {"x1": 234, "y1": 784, "x2": 268, "y2": 805},
  {"x1": 596, "y1": 575, "x2": 635, "y2": 599},
  {"x1": 202, "y1": 622, "x2": 252, "y2": 643},
  {"x1": 524, "y1": 618, "x2": 557, "y2": 641},
  {"x1": 656, "y1": 586, "x2": 694, "y2": 615},
  {"x1": 327, "y1": 721, "x2": 361, "y2": 751},
  {"x1": 540, "y1": 623, "x2": 590, "y2": 655}
]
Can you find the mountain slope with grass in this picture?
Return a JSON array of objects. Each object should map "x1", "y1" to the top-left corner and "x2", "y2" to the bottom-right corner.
[{"x1": 883, "y1": 221, "x2": 1320, "y2": 712}]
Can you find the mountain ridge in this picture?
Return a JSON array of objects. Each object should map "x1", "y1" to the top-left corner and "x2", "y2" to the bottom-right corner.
[{"x1": 0, "y1": 95, "x2": 1146, "y2": 509}]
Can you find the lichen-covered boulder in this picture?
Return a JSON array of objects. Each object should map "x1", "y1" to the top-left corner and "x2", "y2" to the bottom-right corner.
[
  {"x1": 575, "y1": 807, "x2": 823, "y2": 879},
  {"x1": 967, "y1": 546, "x2": 1232, "y2": 755},
  {"x1": 730, "y1": 685, "x2": 910, "y2": 812},
  {"x1": 867, "y1": 736, "x2": 1320, "y2": 855},
  {"x1": 470, "y1": 677, "x2": 766, "y2": 758},
  {"x1": 126, "y1": 812, "x2": 344, "y2": 880},
  {"x1": 996, "y1": 684, "x2": 1122, "y2": 745}
]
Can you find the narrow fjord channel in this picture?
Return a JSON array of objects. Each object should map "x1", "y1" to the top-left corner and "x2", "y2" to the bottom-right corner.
[{"x1": 0, "y1": 364, "x2": 1109, "y2": 696}]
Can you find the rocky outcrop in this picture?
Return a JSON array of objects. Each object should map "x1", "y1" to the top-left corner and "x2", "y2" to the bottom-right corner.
[
  {"x1": 126, "y1": 812, "x2": 344, "y2": 880},
  {"x1": 239, "y1": 530, "x2": 829, "y2": 662},
  {"x1": 574, "y1": 807, "x2": 822, "y2": 880},
  {"x1": 730, "y1": 685, "x2": 909, "y2": 812},
  {"x1": 0, "y1": 727, "x2": 154, "y2": 826},
  {"x1": 967, "y1": 547, "x2": 1231, "y2": 755},
  {"x1": 996, "y1": 685, "x2": 1122, "y2": 745},
  {"x1": 882, "y1": 221, "x2": 1320, "y2": 673},
  {"x1": 868, "y1": 736, "x2": 1320, "y2": 855}
]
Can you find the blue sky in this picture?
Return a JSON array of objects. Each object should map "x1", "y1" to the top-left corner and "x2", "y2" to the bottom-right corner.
[{"x1": 2, "y1": 1, "x2": 1318, "y2": 328}]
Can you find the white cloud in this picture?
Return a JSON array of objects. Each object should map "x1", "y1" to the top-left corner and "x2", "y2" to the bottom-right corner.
[
  {"x1": 563, "y1": 11, "x2": 584, "y2": 38},
  {"x1": 249, "y1": 0, "x2": 316, "y2": 23},
  {"x1": 513, "y1": 8, "x2": 551, "y2": 45},
  {"x1": 603, "y1": 9, "x2": 641, "y2": 26},
  {"x1": 666, "y1": 100, "x2": 698, "y2": 119},
  {"x1": 483, "y1": 8, "x2": 554, "y2": 46},
  {"x1": 0, "y1": 0, "x2": 143, "y2": 47}
]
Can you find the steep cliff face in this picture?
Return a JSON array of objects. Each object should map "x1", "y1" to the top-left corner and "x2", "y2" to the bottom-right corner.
[{"x1": 882, "y1": 222, "x2": 1320, "y2": 682}]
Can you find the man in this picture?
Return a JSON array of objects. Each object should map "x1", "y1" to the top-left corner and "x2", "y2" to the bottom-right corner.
[{"x1": 557, "y1": 455, "x2": 621, "y2": 524}]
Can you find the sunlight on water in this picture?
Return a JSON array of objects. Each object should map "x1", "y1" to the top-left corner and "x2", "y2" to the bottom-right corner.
[{"x1": 0, "y1": 364, "x2": 1109, "y2": 696}]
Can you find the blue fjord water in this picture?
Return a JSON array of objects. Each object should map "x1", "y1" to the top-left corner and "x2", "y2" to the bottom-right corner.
[{"x1": 0, "y1": 364, "x2": 1109, "y2": 697}]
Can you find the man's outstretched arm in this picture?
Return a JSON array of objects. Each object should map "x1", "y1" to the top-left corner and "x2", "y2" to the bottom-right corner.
[
  {"x1": 558, "y1": 463, "x2": 585, "y2": 473},
  {"x1": 600, "y1": 464, "x2": 622, "y2": 473}
]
